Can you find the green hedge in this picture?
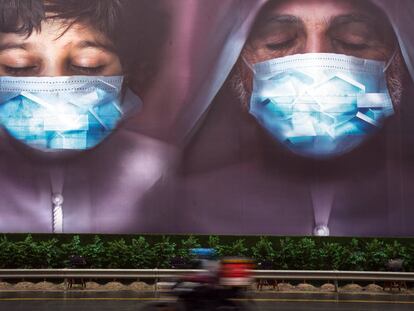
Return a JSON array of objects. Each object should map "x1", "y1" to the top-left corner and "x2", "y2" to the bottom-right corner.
[{"x1": 0, "y1": 234, "x2": 413, "y2": 271}]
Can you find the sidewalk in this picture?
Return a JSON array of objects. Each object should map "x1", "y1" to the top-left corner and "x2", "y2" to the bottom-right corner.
[{"x1": 0, "y1": 281, "x2": 412, "y2": 295}]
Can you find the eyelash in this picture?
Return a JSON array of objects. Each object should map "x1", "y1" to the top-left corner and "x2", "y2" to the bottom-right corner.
[
  {"x1": 69, "y1": 64, "x2": 105, "y2": 75},
  {"x1": 4, "y1": 66, "x2": 38, "y2": 75},
  {"x1": 3, "y1": 64, "x2": 106, "y2": 76},
  {"x1": 333, "y1": 39, "x2": 369, "y2": 51},
  {"x1": 266, "y1": 37, "x2": 297, "y2": 50}
]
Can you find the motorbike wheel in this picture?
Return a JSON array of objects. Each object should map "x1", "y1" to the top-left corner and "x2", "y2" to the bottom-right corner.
[
  {"x1": 215, "y1": 300, "x2": 254, "y2": 311},
  {"x1": 138, "y1": 301, "x2": 184, "y2": 311},
  {"x1": 174, "y1": 298, "x2": 254, "y2": 311}
]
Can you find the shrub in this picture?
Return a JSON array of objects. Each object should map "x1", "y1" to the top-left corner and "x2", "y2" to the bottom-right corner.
[
  {"x1": 82, "y1": 236, "x2": 106, "y2": 268},
  {"x1": 152, "y1": 236, "x2": 176, "y2": 268},
  {"x1": 1, "y1": 234, "x2": 414, "y2": 271},
  {"x1": 130, "y1": 236, "x2": 154, "y2": 268}
]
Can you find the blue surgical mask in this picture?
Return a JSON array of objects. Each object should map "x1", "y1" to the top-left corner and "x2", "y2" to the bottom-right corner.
[
  {"x1": 248, "y1": 53, "x2": 394, "y2": 158},
  {"x1": 0, "y1": 75, "x2": 141, "y2": 152}
]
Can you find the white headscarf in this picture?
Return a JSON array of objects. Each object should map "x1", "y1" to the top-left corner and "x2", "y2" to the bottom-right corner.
[{"x1": 139, "y1": 0, "x2": 414, "y2": 145}]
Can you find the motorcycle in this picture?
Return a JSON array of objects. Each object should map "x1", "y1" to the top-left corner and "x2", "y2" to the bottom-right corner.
[{"x1": 140, "y1": 249, "x2": 255, "y2": 311}]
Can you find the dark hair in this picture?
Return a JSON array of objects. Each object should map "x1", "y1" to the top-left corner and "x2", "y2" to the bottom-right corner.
[
  {"x1": 0, "y1": 0, "x2": 124, "y2": 43},
  {"x1": 0, "y1": 0, "x2": 168, "y2": 82}
]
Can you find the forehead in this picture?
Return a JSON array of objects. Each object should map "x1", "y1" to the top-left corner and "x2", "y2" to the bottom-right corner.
[
  {"x1": 0, "y1": 20, "x2": 109, "y2": 48},
  {"x1": 262, "y1": 0, "x2": 380, "y2": 22}
]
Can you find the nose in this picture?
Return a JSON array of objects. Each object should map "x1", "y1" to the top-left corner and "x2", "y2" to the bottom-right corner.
[
  {"x1": 40, "y1": 62, "x2": 67, "y2": 76},
  {"x1": 39, "y1": 49, "x2": 68, "y2": 76},
  {"x1": 303, "y1": 31, "x2": 332, "y2": 54}
]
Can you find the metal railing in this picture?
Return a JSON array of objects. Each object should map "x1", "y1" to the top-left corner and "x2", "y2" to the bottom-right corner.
[
  {"x1": 0, "y1": 269, "x2": 412, "y2": 291},
  {"x1": 0, "y1": 268, "x2": 194, "y2": 279},
  {"x1": 253, "y1": 270, "x2": 414, "y2": 282}
]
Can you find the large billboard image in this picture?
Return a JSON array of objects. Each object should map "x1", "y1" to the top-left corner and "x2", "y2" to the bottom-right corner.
[{"x1": 0, "y1": 0, "x2": 413, "y2": 236}]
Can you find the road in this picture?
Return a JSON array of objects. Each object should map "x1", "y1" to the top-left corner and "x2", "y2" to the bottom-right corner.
[{"x1": 1, "y1": 291, "x2": 413, "y2": 310}]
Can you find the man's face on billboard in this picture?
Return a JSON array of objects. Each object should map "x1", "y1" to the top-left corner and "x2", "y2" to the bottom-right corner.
[
  {"x1": 234, "y1": 0, "x2": 406, "y2": 108},
  {"x1": 243, "y1": 0, "x2": 395, "y2": 64},
  {"x1": 0, "y1": 20, "x2": 123, "y2": 77}
]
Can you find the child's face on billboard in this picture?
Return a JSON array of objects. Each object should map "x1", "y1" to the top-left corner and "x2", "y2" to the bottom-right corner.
[{"x1": 0, "y1": 20, "x2": 122, "y2": 77}]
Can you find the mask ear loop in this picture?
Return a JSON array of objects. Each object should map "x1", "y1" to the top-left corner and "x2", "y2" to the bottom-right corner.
[
  {"x1": 241, "y1": 55, "x2": 256, "y2": 74},
  {"x1": 383, "y1": 47, "x2": 399, "y2": 73}
]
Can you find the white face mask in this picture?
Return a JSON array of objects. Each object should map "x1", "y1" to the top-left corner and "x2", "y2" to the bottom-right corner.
[
  {"x1": 0, "y1": 75, "x2": 141, "y2": 152},
  {"x1": 248, "y1": 53, "x2": 394, "y2": 158}
]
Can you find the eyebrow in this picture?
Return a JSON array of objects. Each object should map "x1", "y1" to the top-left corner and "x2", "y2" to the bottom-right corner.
[
  {"x1": 0, "y1": 40, "x2": 116, "y2": 53},
  {"x1": 74, "y1": 40, "x2": 116, "y2": 53},
  {"x1": 265, "y1": 14, "x2": 302, "y2": 25},
  {"x1": 0, "y1": 42, "x2": 31, "y2": 52},
  {"x1": 263, "y1": 13, "x2": 376, "y2": 29},
  {"x1": 253, "y1": 14, "x2": 304, "y2": 35},
  {"x1": 330, "y1": 14, "x2": 377, "y2": 27}
]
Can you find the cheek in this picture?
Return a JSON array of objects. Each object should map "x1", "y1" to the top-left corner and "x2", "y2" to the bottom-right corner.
[
  {"x1": 232, "y1": 58, "x2": 254, "y2": 109},
  {"x1": 103, "y1": 56, "x2": 123, "y2": 75},
  {"x1": 242, "y1": 64, "x2": 254, "y2": 97},
  {"x1": 242, "y1": 46, "x2": 264, "y2": 66},
  {"x1": 243, "y1": 39, "x2": 306, "y2": 63},
  {"x1": 243, "y1": 45, "x2": 285, "y2": 64},
  {"x1": 237, "y1": 56, "x2": 254, "y2": 90},
  {"x1": 372, "y1": 48, "x2": 393, "y2": 62},
  {"x1": 386, "y1": 51, "x2": 408, "y2": 109},
  {"x1": 350, "y1": 48, "x2": 392, "y2": 62}
]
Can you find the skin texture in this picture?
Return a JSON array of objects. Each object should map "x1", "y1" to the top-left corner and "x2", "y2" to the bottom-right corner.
[
  {"x1": 0, "y1": 20, "x2": 122, "y2": 77},
  {"x1": 232, "y1": 0, "x2": 407, "y2": 109}
]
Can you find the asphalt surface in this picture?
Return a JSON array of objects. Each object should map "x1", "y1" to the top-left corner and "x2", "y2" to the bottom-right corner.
[{"x1": 1, "y1": 291, "x2": 414, "y2": 310}]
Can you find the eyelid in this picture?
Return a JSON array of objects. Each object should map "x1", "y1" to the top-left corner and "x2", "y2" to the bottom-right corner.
[
  {"x1": 0, "y1": 56, "x2": 38, "y2": 66},
  {"x1": 69, "y1": 52, "x2": 112, "y2": 68},
  {"x1": 3, "y1": 63, "x2": 38, "y2": 69},
  {"x1": 3, "y1": 65, "x2": 39, "y2": 76},
  {"x1": 69, "y1": 63, "x2": 106, "y2": 75},
  {"x1": 70, "y1": 64, "x2": 105, "y2": 69},
  {"x1": 265, "y1": 35, "x2": 298, "y2": 50},
  {"x1": 332, "y1": 38, "x2": 370, "y2": 50}
]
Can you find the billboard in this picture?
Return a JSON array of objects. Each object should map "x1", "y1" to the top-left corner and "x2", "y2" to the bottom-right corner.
[{"x1": 0, "y1": 0, "x2": 413, "y2": 236}]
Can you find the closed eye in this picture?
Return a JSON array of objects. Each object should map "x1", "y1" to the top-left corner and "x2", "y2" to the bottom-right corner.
[
  {"x1": 3, "y1": 65, "x2": 38, "y2": 76},
  {"x1": 333, "y1": 39, "x2": 369, "y2": 51},
  {"x1": 266, "y1": 37, "x2": 297, "y2": 50},
  {"x1": 69, "y1": 64, "x2": 105, "y2": 75}
]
